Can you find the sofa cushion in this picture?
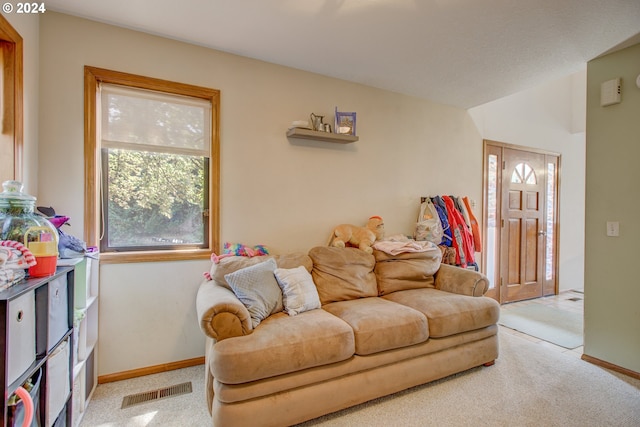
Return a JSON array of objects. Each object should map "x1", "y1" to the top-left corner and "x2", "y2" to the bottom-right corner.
[
  {"x1": 373, "y1": 247, "x2": 442, "y2": 295},
  {"x1": 210, "y1": 253, "x2": 313, "y2": 290},
  {"x1": 323, "y1": 297, "x2": 429, "y2": 355},
  {"x1": 274, "y1": 266, "x2": 321, "y2": 316},
  {"x1": 225, "y1": 259, "x2": 283, "y2": 328},
  {"x1": 383, "y1": 288, "x2": 500, "y2": 338},
  {"x1": 309, "y1": 246, "x2": 377, "y2": 304},
  {"x1": 212, "y1": 309, "x2": 355, "y2": 384}
]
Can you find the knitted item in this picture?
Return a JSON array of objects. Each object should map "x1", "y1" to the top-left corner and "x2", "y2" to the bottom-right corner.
[
  {"x1": 0, "y1": 240, "x2": 37, "y2": 289},
  {"x1": 0, "y1": 240, "x2": 37, "y2": 267}
]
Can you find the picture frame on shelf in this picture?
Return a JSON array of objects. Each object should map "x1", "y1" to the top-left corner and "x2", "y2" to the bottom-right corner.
[{"x1": 335, "y1": 107, "x2": 356, "y2": 136}]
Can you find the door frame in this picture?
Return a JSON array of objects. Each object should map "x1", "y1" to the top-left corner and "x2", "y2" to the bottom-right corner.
[
  {"x1": 0, "y1": 14, "x2": 23, "y2": 182},
  {"x1": 482, "y1": 140, "x2": 560, "y2": 304}
]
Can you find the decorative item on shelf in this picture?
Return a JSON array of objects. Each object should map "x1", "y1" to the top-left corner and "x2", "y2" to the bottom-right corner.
[
  {"x1": 24, "y1": 227, "x2": 58, "y2": 278},
  {"x1": 0, "y1": 181, "x2": 58, "y2": 245},
  {"x1": 37, "y1": 206, "x2": 89, "y2": 259},
  {"x1": 310, "y1": 113, "x2": 326, "y2": 132},
  {"x1": 0, "y1": 181, "x2": 59, "y2": 278},
  {"x1": 335, "y1": 106, "x2": 356, "y2": 136}
]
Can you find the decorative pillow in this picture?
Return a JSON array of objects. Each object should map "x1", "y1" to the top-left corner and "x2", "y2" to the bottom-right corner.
[
  {"x1": 224, "y1": 258, "x2": 283, "y2": 328},
  {"x1": 212, "y1": 256, "x2": 272, "y2": 289},
  {"x1": 209, "y1": 253, "x2": 313, "y2": 289},
  {"x1": 309, "y1": 246, "x2": 377, "y2": 305},
  {"x1": 373, "y1": 247, "x2": 442, "y2": 295},
  {"x1": 274, "y1": 266, "x2": 321, "y2": 316}
]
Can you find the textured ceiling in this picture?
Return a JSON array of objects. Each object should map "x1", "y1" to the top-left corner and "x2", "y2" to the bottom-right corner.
[{"x1": 46, "y1": 0, "x2": 640, "y2": 109}]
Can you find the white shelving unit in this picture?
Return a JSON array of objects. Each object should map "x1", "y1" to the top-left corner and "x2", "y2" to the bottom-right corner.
[{"x1": 58, "y1": 256, "x2": 99, "y2": 427}]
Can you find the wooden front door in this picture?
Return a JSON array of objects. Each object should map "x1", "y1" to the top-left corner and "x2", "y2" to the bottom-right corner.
[
  {"x1": 501, "y1": 148, "x2": 545, "y2": 302},
  {"x1": 482, "y1": 141, "x2": 559, "y2": 304}
]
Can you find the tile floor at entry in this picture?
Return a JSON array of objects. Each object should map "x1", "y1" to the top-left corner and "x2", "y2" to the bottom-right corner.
[{"x1": 499, "y1": 289, "x2": 584, "y2": 358}]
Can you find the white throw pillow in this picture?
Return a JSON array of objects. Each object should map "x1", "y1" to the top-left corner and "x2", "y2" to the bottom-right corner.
[
  {"x1": 274, "y1": 266, "x2": 321, "y2": 316},
  {"x1": 225, "y1": 258, "x2": 283, "y2": 328}
]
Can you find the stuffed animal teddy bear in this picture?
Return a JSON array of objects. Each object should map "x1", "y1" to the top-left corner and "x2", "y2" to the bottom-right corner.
[{"x1": 329, "y1": 216, "x2": 385, "y2": 254}]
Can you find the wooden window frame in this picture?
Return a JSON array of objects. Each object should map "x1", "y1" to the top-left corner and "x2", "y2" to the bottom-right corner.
[
  {"x1": 84, "y1": 67, "x2": 220, "y2": 264},
  {"x1": 0, "y1": 14, "x2": 23, "y2": 182}
]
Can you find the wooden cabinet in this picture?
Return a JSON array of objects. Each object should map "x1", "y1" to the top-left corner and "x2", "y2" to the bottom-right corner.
[{"x1": 1, "y1": 267, "x2": 75, "y2": 427}]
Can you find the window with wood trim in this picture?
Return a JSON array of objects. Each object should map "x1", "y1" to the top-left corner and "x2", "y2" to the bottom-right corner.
[{"x1": 84, "y1": 67, "x2": 220, "y2": 263}]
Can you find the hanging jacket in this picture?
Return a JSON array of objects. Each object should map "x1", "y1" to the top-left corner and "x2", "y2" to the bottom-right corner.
[
  {"x1": 463, "y1": 196, "x2": 482, "y2": 252},
  {"x1": 432, "y1": 196, "x2": 452, "y2": 247},
  {"x1": 442, "y1": 196, "x2": 475, "y2": 267},
  {"x1": 455, "y1": 196, "x2": 472, "y2": 230}
]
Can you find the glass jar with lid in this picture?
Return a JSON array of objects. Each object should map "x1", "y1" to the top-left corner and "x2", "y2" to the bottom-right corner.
[{"x1": 0, "y1": 180, "x2": 58, "y2": 247}]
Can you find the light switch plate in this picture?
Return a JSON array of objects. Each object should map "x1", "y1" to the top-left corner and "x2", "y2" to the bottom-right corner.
[{"x1": 606, "y1": 221, "x2": 619, "y2": 237}]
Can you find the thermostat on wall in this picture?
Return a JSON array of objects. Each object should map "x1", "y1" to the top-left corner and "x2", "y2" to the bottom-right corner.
[{"x1": 600, "y1": 78, "x2": 621, "y2": 107}]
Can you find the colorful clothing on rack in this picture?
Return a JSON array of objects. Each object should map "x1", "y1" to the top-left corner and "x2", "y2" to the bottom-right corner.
[
  {"x1": 442, "y1": 196, "x2": 475, "y2": 268},
  {"x1": 420, "y1": 196, "x2": 480, "y2": 269}
]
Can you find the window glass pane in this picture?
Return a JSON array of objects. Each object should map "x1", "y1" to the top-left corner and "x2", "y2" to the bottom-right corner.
[
  {"x1": 104, "y1": 148, "x2": 207, "y2": 249},
  {"x1": 545, "y1": 162, "x2": 555, "y2": 281},
  {"x1": 101, "y1": 84, "x2": 210, "y2": 155},
  {"x1": 511, "y1": 162, "x2": 536, "y2": 185},
  {"x1": 486, "y1": 154, "x2": 498, "y2": 290}
]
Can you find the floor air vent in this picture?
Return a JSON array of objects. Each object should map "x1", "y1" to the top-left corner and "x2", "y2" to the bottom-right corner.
[
  {"x1": 121, "y1": 381, "x2": 192, "y2": 409},
  {"x1": 567, "y1": 297, "x2": 583, "y2": 302}
]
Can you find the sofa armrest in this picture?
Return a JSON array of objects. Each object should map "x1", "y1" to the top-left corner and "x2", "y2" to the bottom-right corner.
[
  {"x1": 196, "y1": 281, "x2": 253, "y2": 341},
  {"x1": 434, "y1": 263, "x2": 489, "y2": 297}
]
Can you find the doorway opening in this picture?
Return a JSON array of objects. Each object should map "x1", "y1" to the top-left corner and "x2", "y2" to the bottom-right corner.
[{"x1": 482, "y1": 140, "x2": 560, "y2": 304}]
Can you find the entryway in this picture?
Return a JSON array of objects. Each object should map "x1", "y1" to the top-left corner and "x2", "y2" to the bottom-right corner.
[
  {"x1": 499, "y1": 290, "x2": 584, "y2": 355},
  {"x1": 482, "y1": 140, "x2": 560, "y2": 304}
]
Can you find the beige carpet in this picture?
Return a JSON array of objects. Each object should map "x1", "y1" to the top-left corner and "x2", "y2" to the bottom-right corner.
[{"x1": 80, "y1": 330, "x2": 640, "y2": 427}]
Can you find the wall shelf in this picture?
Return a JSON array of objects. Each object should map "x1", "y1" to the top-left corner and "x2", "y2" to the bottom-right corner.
[{"x1": 286, "y1": 127, "x2": 358, "y2": 143}]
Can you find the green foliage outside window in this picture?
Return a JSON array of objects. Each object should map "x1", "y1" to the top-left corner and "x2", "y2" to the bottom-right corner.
[{"x1": 105, "y1": 149, "x2": 207, "y2": 248}]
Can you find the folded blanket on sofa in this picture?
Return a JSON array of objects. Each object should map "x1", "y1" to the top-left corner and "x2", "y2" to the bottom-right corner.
[{"x1": 372, "y1": 240, "x2": 438, "y2": 256}]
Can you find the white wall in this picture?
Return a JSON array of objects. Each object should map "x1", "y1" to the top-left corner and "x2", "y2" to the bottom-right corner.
[
  {"x1": 38, "y1": 12, "x2": 483, "y2": 375},
  {"x1": 469, "y1": 71, "x2": 587, "y2": 292}
]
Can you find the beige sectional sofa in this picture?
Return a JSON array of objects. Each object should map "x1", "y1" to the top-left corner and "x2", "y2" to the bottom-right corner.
[{"x1": 196, "y1": 246, "x2": 500, "y2": 427}]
